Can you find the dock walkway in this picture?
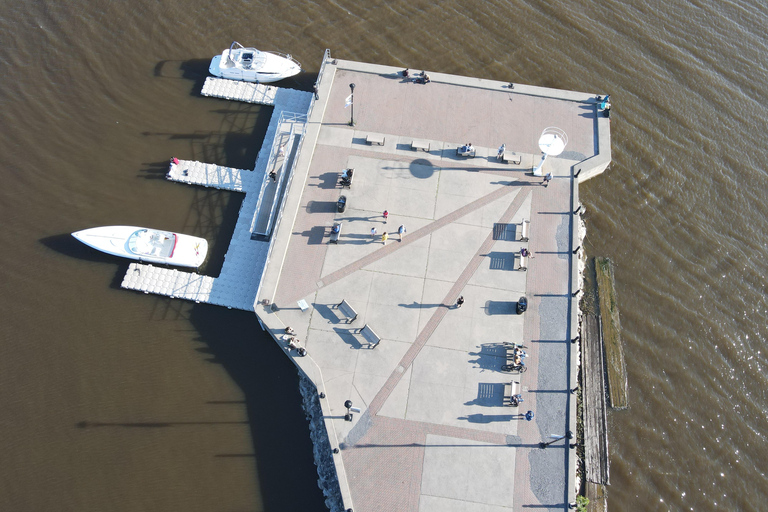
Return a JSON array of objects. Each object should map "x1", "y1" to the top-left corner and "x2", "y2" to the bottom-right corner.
[
  {"x1": 120, "y1": 81, "x2": 312, "y2": 310},
  {"x1": 166, "y1": 159, "x2": 253, "y2": 192}
]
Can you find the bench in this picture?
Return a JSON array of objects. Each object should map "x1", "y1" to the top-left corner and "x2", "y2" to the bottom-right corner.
[
  {"x1": 366, "y1": 134, "x2": 385, "y2": 146},
  {"x1": 329, "y1": 223, "x2": 342, "y2": 244},
  {"x1": 502, "y1": 152, "x2": 522, "y2": 165},
  {"x1": 358, "y1": 324, "x2": 382, "y2": 348},
  {"x1": 503, "y1": 380, "x2": 520, "y2": 407},
  {"x1": 411, "y1": 140, "x2": 430, "y2": 152},
  {"x1": 339, "y1": 169, "x2": 354, "y2": 189},
  {"x1": 504, "y1": 342, "x2": 526, "y2": 360},
  {"x1": 334, "y1": 299, "x2": 358, "y2": 323},
  {"x1": 457, "y1": 146, "x2": 476, "y2": 158},
  {"x1": 519, "y1": 220, "x2": 530, "y2": 242},
  {"x1": 515, "y1": 253, "x2": 528, "y2": 271}
]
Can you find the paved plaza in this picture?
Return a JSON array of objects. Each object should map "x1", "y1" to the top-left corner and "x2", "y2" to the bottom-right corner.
[{"x1": 256, "y1": 57, "x2": 609, "y2": 511}]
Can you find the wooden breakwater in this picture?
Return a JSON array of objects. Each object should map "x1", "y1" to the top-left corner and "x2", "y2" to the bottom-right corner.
[
  {"x1": 582, "y1": 313, "x2": 610, "y2": 485},
  {"x1": 595, "y1": 257, "x2": 627, "y2": 410}
]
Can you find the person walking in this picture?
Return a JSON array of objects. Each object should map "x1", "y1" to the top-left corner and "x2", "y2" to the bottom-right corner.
[
  {"x1": 381, "y1": 232, "x2": 388, "y2": 245},
  {"x1": 383, "y1": 210, "x2": 389, "y2": 223},
  {"x1": 456, "y1": 296, "x2": 464, "y2": 308},
  {"x1": 525, "y1": 410, "x2": 534, "y2": 421},
  {"x1": 370, "y1": 227, "x2": 377, "y2": 239},
  {"x1": 398, "y1": 224, "x2": 406, "y2": 241}
]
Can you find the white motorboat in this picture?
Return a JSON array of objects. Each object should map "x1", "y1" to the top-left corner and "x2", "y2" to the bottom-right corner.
[
  {"x1": 209, "y1": 41, "x2": 301, "y2": 83},
  {"x1": 72, "y1": 226, "x2": 208, "y2": 268}
]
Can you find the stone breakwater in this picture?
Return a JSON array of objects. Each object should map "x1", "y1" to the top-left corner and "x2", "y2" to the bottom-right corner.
[{"x1": 299, "y1": 373, "x2": 344, "y2": 512}]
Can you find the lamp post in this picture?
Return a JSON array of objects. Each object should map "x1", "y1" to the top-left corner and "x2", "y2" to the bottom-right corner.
[
  {"x1": 349, "y1": 83, "x2": 356, "y2": 126},
  {"x1": 344, "y1": 400, "x2": 353, "y2": 421},
  {"x1": 539, "y1": 430, "x2": 575, "y2": 449}
]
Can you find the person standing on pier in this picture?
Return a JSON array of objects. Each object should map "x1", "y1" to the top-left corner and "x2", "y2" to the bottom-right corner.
[
  {"x1": 398, "y1": 225, "x2": 406, "y2": 241},
  {"x1": 383, "y1": 210, "x2": 389, "y2": 223},
  {"x1": 456, "y1": 296, "x2": 465, "y2": 308},
  {"x1": 381, "y1": 232, "x2": 388, "y2": 245},
  {"x1": 371, "y1": 227, "x2": 377, "y2": 239},
  {"x1": 497, "y1": 144, "x2": 506, "y2": 161},
  {"x1": 543, "y1": 172, "x2": 552, "y2": 187}
]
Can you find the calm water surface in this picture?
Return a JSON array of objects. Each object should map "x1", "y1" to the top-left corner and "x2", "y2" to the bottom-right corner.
[{"x1": 0, "y1": 0, "x2": 766, "y2": 510}]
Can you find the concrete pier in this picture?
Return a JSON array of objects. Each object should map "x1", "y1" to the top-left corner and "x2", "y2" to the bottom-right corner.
[
  {"x1": 255, "y1": 55, "x2": 610, "y2": 511},
  {"x1": 122, "y1": 51, "x2": 610, "y2": 511}
]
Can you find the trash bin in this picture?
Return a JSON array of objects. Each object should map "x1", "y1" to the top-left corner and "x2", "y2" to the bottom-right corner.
[
  {"x1": 516, "y1": 296, "x2": 527, "y2": 314},
  {"x1": 337, "y1": 195, "x2": 347, "y2": 213}
]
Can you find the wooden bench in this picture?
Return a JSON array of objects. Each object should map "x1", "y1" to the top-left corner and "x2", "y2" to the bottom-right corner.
[
  {"x1": 504, "y1": 342, "x2": 526, "y2": 361},
  {"x1": 519, "y1": 220, "x2": 530, "y2": 242},
  {"x1": 502, "y1": 152, "x2": 522, "y2": 165},
  {"x1": 334, "y1": 299, "x2": 358, "y2": 323},
  {"x1": 329, "y1": 223, "x2": 342, "y2": 244},
  {"x1": 515, "y1": 253, "x2": 528, "y2": 271},
  {"x1": 366, "y1": 134, "x2": 385, "y2": 146},
  {"x1": 358, "y1": 324, "x2": 381, "y2": 348},
  {"x1": 503, "y1": 380, "x2": 520, "y2": 407},
  {"x1": 411, "y1": 140, "x2": 430, "y2": 152}
]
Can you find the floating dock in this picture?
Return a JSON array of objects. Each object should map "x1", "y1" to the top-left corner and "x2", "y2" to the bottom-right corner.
[{"x1": 120, "y1": 85, "x2": 312, "y2": 310}]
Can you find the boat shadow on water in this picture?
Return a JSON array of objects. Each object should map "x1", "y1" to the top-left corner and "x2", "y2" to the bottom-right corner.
[{"x1": 40, "y1": 234, "x2": 132, "y2": 290}]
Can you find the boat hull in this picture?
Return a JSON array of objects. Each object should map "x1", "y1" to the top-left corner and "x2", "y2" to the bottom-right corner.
[
  {"x1": 208, "y1": 52, "x2": 301, "y2": 83},
  {"x1": 72, "y1": 226, "x2": 208, "y2": 268}
]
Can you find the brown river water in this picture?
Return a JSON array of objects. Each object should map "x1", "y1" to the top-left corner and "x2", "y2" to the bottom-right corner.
[{"x1": 1, "y1": 0, "x2": 766, "y2": 510}]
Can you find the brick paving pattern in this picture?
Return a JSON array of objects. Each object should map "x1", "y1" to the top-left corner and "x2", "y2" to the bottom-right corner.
[
  {"x1": 259, "y1": 61, "x2": 602, "y2": 512},
  {"x1": 368, "y1": 189, "x2": 532, "y2": 415}
]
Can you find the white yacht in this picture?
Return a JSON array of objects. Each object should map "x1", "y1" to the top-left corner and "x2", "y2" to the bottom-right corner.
[
  {"x1": 72, "y1": 226, "x2": 208, "y2": 268},
  {"x1": 209, "y1": 41, "x2": 301, "y2": 83}
]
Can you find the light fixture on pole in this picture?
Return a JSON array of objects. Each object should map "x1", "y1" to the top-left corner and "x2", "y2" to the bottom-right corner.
[
  {"x1": 348, "y1": 83, "x2": 356, "y2": 126},
  {"x1": 539, "y1": 430, "x2": 574, "y2": 449},
  {"x1": 532, "y1": 127, "x2": 567, "y2": 176}
]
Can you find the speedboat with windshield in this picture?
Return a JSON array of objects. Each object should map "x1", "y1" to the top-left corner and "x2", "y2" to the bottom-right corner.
[
  {"x1": 209, "y1": 41, "x2": 301, "y2": 83},
  {"x1": 72, "y1": 226, "x2": 208, "y2": 268}
]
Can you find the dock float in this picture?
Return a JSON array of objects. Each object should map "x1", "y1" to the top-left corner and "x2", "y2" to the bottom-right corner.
[
  {"x1": 120, "y1": 81, "x2": 312, "y2": 311},
  {"x1": 166, "y1": 159, "x2": 253, "y2": 192},
  {"x1": 201, "y1": 77, "x2": 278, "y2": 105}
]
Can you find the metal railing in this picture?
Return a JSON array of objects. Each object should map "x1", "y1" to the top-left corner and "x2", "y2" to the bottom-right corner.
[{"x1": 250, "y1": 111, "x2": 307, "y2": 237}]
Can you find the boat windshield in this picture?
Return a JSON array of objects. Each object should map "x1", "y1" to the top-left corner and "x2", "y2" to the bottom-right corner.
[{"x1": 128, "y1": 229, "x2": 177, "y2": 258}]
